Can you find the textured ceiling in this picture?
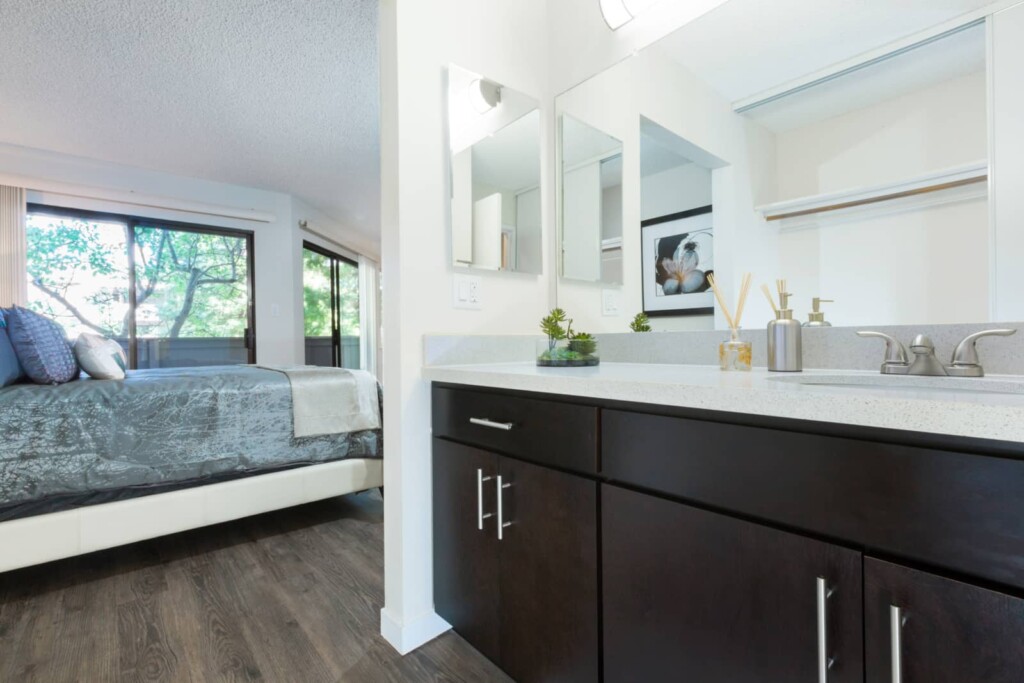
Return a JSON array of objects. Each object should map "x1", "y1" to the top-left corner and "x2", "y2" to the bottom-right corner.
[{"x1": 0, "y1": 0, "x2": 379, "y2": 241}]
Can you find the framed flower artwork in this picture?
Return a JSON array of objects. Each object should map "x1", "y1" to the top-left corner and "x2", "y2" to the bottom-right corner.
[{"x1": 641, "y1": 205, "x2": 714, "y2": 316}]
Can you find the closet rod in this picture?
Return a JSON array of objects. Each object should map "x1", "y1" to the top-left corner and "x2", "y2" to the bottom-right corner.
[{"x1": 765, "y1": 175, "x2": 987, "y2": 222}]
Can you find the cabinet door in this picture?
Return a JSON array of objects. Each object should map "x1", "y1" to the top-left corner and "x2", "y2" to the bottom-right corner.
[
  {"x1": 865, "y1": 557, "x2": 1024, "y2": 683},
  {"x1": 498, "y1": 456, "x2": 599, "y2": 683},
  {"x1": 603, "y1": 485, "x2": 863, "y2": 683},
  {"x1": 432, "y1": 439, "x2": 501, "y2": 663}
]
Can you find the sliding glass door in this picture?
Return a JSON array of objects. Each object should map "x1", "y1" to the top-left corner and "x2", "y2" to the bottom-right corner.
[
  {"x1": 303, "y1": 242, "x2": 360, "y2": 368},
  {"x1": 26, "y1": 205, "x2": 255, "y2": 368}
]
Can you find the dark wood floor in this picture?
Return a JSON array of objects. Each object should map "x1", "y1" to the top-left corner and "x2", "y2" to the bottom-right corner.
[{"x1": 0, "y1": 491, "x2": 512, "y2": 682}]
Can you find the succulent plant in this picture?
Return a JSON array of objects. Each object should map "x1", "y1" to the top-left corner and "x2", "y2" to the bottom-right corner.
[
  {"x1": 568, "y1": 331, "x2": 597, "y2": 357},
  {"x1": 630, "y1": 312, "x2": 652, "y2": 333},
  {"x1": 540, "y1": 308, "x2": 570, "y2": 351}
]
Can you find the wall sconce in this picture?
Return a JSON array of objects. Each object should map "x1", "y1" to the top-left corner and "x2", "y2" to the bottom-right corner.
[
  {"x1": 600, "y1": 0, "x2": 666, "y2": 30},
  {"x1": 599, "y1": 0, "x2": 634, "y2": 30},
  {"x1": 469, "y1": 78, "x2": 502, "y2": 113}
]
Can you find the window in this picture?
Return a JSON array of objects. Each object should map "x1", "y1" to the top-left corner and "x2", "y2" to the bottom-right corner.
[
  {"x1": 302, "y1": 242, "x2": 360, "y2": 368},
  {"x1": 26, "y1": 205, "x2": 255, "y2": 368}
]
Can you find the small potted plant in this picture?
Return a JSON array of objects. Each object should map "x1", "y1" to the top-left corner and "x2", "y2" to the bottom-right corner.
[
  {"x1": 630, "y1": 313, "x2": 652, "y2": 332},
  {"x1": 537, "y1": 309, "x2": 599, "y2": 367}
]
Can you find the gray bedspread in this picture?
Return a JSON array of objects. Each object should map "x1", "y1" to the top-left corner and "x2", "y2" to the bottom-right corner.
[{"x1": 0, "y1": 366, "x2": 381, "y2": 513}]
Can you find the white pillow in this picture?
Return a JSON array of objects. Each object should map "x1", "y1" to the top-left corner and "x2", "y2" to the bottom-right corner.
[{"x1": 74, "y1": 333, "x2": 128, "y2": 380}]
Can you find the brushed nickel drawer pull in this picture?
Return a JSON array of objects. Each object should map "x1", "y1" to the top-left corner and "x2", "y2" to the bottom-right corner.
[
  {"x1": 476, "y1": 468, "x2": 494, "y2": 531},
  {"x1": 496, "y1": 475, "x2": 513, "y2": 540},
  {"x1": 470, "y1": 417, "x2": 514, "y2": 431},
  {"x1": 817, "y1": 577, "x2": 836, "y2": 682},
  {"x1": 891, "y1": 605, "x2": 905, "y2": 683}
]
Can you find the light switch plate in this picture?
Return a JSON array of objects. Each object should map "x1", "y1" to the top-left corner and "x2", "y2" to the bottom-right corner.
[
  {"x1": 602, "y1": 289, "x2": 622, "y2": 316},
  {"x1": 453, "y1": 273, "x2": 482, "y2": 310}
]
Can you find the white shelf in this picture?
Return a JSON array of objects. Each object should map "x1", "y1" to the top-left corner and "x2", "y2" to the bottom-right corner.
[
  {"x1": 757, "y1": 161, "x2": 988, "y2": 229},
  {"x1": 601, "y1": 236, "x2": 623, "y2": 251}
]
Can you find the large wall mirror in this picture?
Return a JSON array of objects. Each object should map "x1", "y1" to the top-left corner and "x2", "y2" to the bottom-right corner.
[
  {"x1": 447, "y1": 64, "x2": 542, "y2": 274},
  {"x1": 554, "y1": 9, "x2": 995, "y2": 333}
]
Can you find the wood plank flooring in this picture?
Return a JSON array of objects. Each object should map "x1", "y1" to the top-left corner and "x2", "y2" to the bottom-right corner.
[{"x1": 0, "y1": 491, "x2": 512, "y2": 682}]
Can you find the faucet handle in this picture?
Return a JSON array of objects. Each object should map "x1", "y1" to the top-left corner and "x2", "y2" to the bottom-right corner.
[
  {"x1": 948, "y1": 329, "x2": 1016, "y2": 376},
  {"x1": 857, "y1": 331, "x2": 909, "y2": 372}
]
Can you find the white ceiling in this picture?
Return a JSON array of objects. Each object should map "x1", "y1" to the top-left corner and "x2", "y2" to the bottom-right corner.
[
  {"x1": 656, "y1": 0, "x2": 997, "y2": 103},
  {"x1": 0, "y1": 0, "x2": 379, "y2": 242}
]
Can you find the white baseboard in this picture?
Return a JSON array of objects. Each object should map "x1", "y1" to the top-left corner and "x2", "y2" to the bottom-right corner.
[{"x1": 380, "y1": 608, "x2": 451, "y2": 655}]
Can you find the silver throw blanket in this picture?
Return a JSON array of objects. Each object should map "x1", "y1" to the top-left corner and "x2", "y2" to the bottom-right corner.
[{"x1": 0, "y1": 365, "x2": 381, "y2": 511}]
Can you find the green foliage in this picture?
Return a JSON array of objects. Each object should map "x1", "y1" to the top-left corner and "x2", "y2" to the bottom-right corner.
[
  {"x1": 26, "y1": 215, "x2": 249, "y2": 339},
  {"x1": 629, "y1": 312, "x2": 652, "y2": 333},
  {"x1": 302, "y1": 249, "x2": 360, "y2": 337},
  {"x1": 540, "y1": 308, "x2": 570, "y2": 341},
  {"x1": 568, "y1": 331, "x2": 597, "y2": 357}
]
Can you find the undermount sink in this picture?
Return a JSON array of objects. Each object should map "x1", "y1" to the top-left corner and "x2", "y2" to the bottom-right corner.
[{"x1": 765, "y1": 373, "x2": 1024, "y2": 396}]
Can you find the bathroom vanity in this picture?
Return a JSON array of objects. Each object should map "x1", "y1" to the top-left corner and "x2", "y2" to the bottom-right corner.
[{"x1": 428, "y1": 365, "x2": 1024, "y2": 683}]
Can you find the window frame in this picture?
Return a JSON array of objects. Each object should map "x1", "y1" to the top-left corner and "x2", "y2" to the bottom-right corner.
[{"x1": 26, "y1": 203, "x2": 257, "y2": 367}]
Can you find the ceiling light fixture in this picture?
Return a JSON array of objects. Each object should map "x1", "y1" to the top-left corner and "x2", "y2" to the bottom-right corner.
[
  {"x1": 599, "y1": 0, "x2": 634, "y2": 30},
  {"x1": 469, "y1": 78, "x2": 502, "y2": 113}
]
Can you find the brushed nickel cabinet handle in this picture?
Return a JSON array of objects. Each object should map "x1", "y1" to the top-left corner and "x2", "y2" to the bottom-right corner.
[
  {"x1": 476, "y1": 468, "x2": 493, "y2": 531},
  {"x1": 469, "y1": 417, "x2": 514, "y2": 431},
  {"x1": 891, "y1": 605, "x2": 905, "y2": 683},
  {"x1": 817, "y1": 577, "x2": 836, "y2": 682},
  {"x1": 496, "y1": 475, "x2": 513, "y2": 540}
]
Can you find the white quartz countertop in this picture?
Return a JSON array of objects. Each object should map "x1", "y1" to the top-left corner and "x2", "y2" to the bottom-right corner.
[{"x1": 422, "y1": 362, "x2": 1024, "y2": 446}]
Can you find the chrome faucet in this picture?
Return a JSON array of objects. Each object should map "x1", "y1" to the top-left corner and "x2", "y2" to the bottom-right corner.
[{"x1": 856, "y1": 329, "x2": 1016, "y2": 377}]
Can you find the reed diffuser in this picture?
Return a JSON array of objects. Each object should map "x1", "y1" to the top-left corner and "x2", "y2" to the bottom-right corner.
[{"x1": 707, "y1": 272, "x2": 753, "y2": 371}]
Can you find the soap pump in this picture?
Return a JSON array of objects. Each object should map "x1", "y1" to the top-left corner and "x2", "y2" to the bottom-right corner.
[
  {"x1": 803, "y1": 298, "x2": 834, "y2": 327},
  {"x1": 766, "y1": 281, "x2": 802, "y2": 372}
]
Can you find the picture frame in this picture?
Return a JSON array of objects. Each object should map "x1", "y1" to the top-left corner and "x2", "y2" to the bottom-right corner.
[{"x1": 641, "y1": 205, "x2": 714, "y2": 317}]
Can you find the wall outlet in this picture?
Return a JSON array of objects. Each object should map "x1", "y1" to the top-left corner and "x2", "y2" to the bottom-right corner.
[
  {"x1": 453, "y1": 274, "x2": 482, "y2": 310},
  {"x1": 602, "y1": 289, "x2": 622, "y2": 316}
]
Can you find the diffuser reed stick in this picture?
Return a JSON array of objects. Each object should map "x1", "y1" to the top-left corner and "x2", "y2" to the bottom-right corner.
[
  {"x1": 760, "y1": 283, "x2": 779, "y2": 317},
  {"x1": 707, "y1": 273, "x2": 752, "y2": 335}
]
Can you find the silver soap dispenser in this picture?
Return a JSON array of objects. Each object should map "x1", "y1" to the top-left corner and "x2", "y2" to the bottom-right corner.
[
  {"x1": 767, "y1": 287, "x2": 802, "y2": 372},
  {"x1": 803, "y1": 298, "x2": 833, "y2": 327}
]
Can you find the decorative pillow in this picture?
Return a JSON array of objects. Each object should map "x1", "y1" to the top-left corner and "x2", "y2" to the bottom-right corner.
[
  {"x1": 5, "y1": 306, "x2": 80, "y2": 385},
  {"x1": 0, "y1": 310, "x2": 25, "y2": 387},
  {"x1": 74, "y1": 333, "x2": 128, "y2": 380}
]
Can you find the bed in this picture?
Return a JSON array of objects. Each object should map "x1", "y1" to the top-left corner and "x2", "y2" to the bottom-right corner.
[{"x1": 0, "y1": 365, "x2": 382, "y2": 572}]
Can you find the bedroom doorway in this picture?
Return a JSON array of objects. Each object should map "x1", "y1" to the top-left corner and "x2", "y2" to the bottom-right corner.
[{"x1": 302, "y1": 242, "x2": 360, "y2": 368}]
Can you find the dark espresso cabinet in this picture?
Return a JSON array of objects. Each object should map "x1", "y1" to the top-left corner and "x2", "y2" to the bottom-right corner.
[
  {"x1": 432, "y1": 438, "x2": 598, "y2": 683},
  {"x1": 432, "y1": 439, "x2": 501, "y2": 663},
  {"x1": 603, "y1": 484, "x2": 863, "y2": 683},
  {"x1": 864, "y1": 558, "x2": 1024, "y2": 683},
  {"x1": 432, "y1": 384, "x2": 1024, "y2": 682}
]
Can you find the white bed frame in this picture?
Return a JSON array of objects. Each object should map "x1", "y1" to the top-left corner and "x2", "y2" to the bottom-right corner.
[{"x1": 0, "y1": 458, "x2": 382, "y2": 574}]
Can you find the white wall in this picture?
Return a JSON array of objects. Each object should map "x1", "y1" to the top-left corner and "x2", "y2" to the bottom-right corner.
[
  {"x1": 546, "y1": 0, "x2": 731, "y2": 94},
  {"x1": 379, "y1": 0, "x2": 551, "y2": 655},
  {"x1": 641, "y1": 163, "x2": 712, "y2": 221},
  {"x1": 0, "y1": 143, "x2": 379, "y2": 365}
]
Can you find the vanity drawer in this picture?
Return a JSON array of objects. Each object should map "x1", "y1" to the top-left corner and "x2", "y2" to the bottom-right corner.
[
  {"x1": 432, "y1": 386, "x2": 598, "y2": 475},
  {"x1": 603, "y1": 409, "x2": 1024, "y2": 591}
]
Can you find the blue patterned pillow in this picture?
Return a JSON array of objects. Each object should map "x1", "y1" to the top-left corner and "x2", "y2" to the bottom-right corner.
[
  {"x1": 5, "y1": 306, "x2": 80, "y2": 385},
  {"x1": 0, "y1": 310, "x2": 25, "y2": 387}
]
